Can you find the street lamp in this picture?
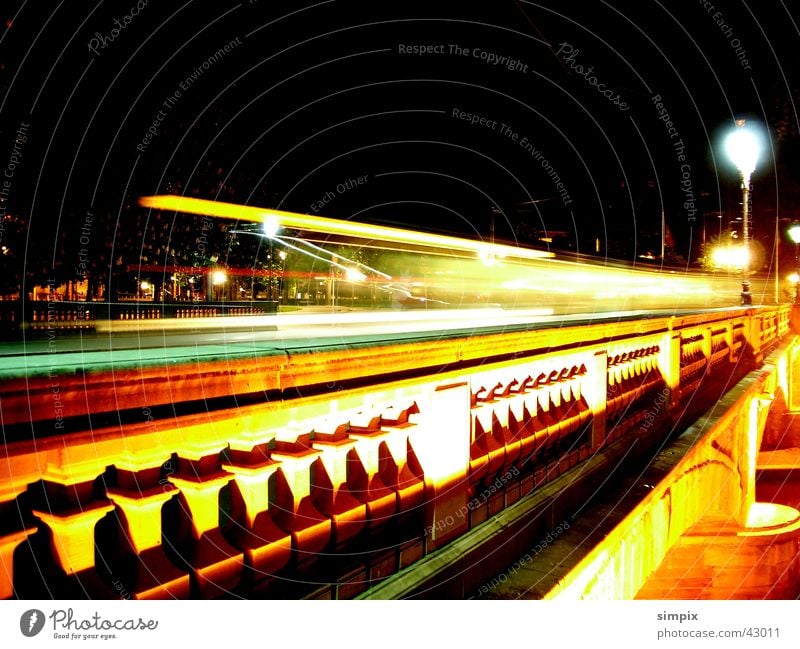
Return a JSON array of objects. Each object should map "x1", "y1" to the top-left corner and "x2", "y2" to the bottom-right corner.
[
  {"x1": 211, "y1": 269, "x2": 227, "y2": 301},
  {"x1": 788, "y1": 224, "x2": 800, "y2": 304},
  {"x1": 262, "y1": 215, "x2": 280, "y2": 302},
  {"x1": 278, "y1": 249, "x2": 287, "y2": 303},
  {"x1": 723, "y1": 119, "x2": 762, "y2": 305},
  {"x1": 139, "y1": 280, "x2": 152, "y2": 300},
  {"x1": 710, "y1": 243, "x2": 748, "y2": 270}
]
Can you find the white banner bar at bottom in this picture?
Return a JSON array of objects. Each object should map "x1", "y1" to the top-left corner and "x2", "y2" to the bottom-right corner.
[{"x1": 0, "y1": 599, "x2": 798, "y2": 649}]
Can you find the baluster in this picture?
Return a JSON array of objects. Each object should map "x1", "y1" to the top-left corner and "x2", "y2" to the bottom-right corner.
[
  {"x1": 105, "y1": 453, "x2": 189, "y2": 599},
  {"x1": 0, "y1": 489, "x2": 36, "y2": 599},
  {"x1": 222, "y1": 432, "x2": 292, "y2": 581},
  {"x1": 379, "y1": 421, "x2": 424, "y2": 516},
  {"x1": 168, "y1": 448, "x2": 243, "y2": 597},
  {"x1": 494, "y1": 387, "x2": 522, "y2": 469},
  {"x1": 270, "y1": 436, "x2": 331, "y2": 563},
  {"x1": 404, "y1": 383, "x2": 471, "y2": 550},
  {"x1": 508, "y1": 389, "x2": 535, "y2": 471},
  {"x1": 31, "y1": 467, "x2": 115, "y2": 596},
  {"x1": 311, "y1": 424, "x2": 365, "y2": 547},
  {"x1": 347, "y1": 425, "x2": 397, "y2": 530}
]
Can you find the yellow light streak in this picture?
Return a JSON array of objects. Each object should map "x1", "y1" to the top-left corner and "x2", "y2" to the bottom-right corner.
[{"x1": 139, "y1": 195, "x2": 553, "y2": 261}]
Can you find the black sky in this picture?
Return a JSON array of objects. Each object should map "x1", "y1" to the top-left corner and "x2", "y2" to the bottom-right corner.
[{"x1": 1, "y1": 0, "x2": 799, "y2": 274}]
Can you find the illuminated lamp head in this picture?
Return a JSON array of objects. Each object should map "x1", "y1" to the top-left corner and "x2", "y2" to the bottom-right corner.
[
  {"x1": 263, "y1": 214, "x2": 280, "y2": 238},
  {"x1": 724, "y1": 121, "x2": 762, "y2": 179}
]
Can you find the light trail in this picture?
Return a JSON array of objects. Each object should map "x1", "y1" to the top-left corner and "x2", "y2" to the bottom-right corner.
[
  {"x1": 140, "y1": 194, "x2": 553, "y2": 262},
  {"x1": 138, "y1": 194, "x2": 780, "y2": 317},
  {"x1": 93, "y1": 306, "x2": 557, "y2": 336}
]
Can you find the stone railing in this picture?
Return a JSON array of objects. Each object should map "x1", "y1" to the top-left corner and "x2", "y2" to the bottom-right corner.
[
  {"x1": 0, "y1": 305, "x2": 791, "y2": 599},
  {"x1": 545, "y1": 334, "x2": 799, "y2": 600}
]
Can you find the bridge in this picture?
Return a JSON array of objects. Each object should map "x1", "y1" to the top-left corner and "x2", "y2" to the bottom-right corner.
[
  {"x1": 1, "y1": 299, "x2": 795, "y2": 600},
  {"x1": 2, "y1": 196, "x2": 798, "y2": 601}
]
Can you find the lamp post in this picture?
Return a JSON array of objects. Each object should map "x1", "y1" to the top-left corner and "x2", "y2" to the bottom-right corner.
[
  {"x1": 278, "y1": 249, "x2": 287, "y2": 303},
  {"x1": 788, "y1": 224, "x2": 800, "y2": 304},
  {"x1": 723, "y1": 120, "x2": 762, "y2": 305},
  {"x1": 269, "y1": 241, "x2": 274, "y2": 301},
  {"x1": 263, "y1": 215, "x2": 280, "y2": 303},
  {"x1": 725, "y1": 119, "x2": 761, "y2": 305}
]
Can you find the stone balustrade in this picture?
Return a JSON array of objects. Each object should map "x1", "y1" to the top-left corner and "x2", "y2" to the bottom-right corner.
[{"x1": 0, "y1": 306, "x2": 790, "y2": 598}]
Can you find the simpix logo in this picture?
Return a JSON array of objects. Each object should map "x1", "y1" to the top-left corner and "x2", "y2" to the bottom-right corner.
[{"x1": 20, "y1": 609, "x2": 45, "y2": 637}]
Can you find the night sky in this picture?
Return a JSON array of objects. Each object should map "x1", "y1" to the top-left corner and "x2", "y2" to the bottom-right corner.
[{"x1": 1, "y1": 1, "x2": 799, "y2": 284}]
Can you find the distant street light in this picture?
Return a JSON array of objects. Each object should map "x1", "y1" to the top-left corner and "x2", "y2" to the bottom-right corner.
[
  {"x1": 345, "y1": 267, "x2": 366, "y2": 282},
  {"x1": 788, "y1": 224, "x2": 800, "y2": 304},
  {"x1": 139, "y1": 280, "x2": 152, "y2": 300},
  {"x1": 211, "y1": 269, "x2": 227, "y2": 302},
  {"x1": 723, "y1": 120, "x2": 763, "y2": 305},
  {"x1": 710, "y1": 244, "x2": 749, "y2": 270},
  {"x1": 262, "y1": 214, "x2": 280, "y2": 238}
]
